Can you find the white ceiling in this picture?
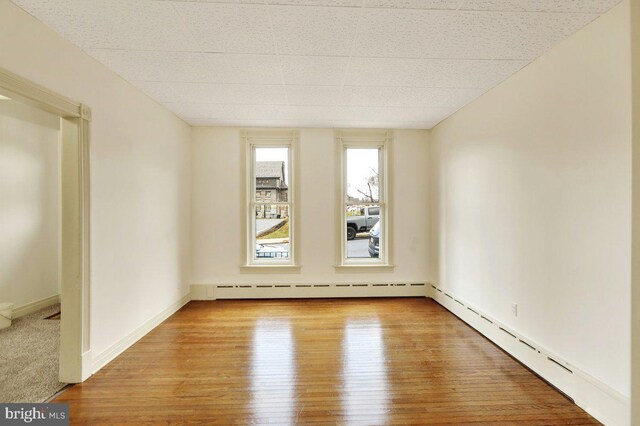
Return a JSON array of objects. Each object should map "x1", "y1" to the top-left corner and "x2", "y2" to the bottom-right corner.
[{"x1": 12, "y1": 0, "x2": 621, "y2": 129}]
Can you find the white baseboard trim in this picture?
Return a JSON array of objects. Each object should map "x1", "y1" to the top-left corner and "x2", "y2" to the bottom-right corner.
[
  {"x1": 13, "y1": 294, "x2": 60, "y2": 318},
  {"x1": 191, "y1": 282, "x2": 428, "y2": 300},
  {"x1": 80, "y1": 350, "x2": 93, "y2": 382},
  {"x1": 428, "y1": 284, "x2": 630, "y2": 426},
  {"x1": 91, "y1": 292, "x2": 191, "y2": 374},
  {"x1": 83, "y1": 285, "x2": 627, "y2": 424}
]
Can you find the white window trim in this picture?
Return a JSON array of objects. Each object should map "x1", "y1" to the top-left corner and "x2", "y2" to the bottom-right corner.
[
  {"x1": 241, "y1": 129, "x2": 300, "y2": 271},
  {"x1": 335, "y1": 130, "x2": 394, "y2": 270}
]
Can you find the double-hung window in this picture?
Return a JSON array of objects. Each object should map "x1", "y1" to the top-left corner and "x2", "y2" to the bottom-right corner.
[
  {"x1": 243, "y1": 130, "x2": 298, "y2": 268},
  {"x1": 337, "y1": 130, "x2": 392, "y2": 267}
]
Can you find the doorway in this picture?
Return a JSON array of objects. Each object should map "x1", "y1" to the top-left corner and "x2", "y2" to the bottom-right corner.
[
  {"x1": 0, "y1": 67, "x2": 91, "y2": 396},
  {"x1": 0, "y1": 97, "x2": 64, "y2": 401}
]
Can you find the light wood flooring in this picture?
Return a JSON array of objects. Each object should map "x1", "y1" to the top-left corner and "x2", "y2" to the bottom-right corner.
[{"x1": 55, "y1": 298, "x2": 598, "y2": 424}]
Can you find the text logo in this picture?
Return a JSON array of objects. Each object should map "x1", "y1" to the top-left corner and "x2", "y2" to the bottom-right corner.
[{"x1": 0, "y1": 404, "x2": 69, "y2": 425}]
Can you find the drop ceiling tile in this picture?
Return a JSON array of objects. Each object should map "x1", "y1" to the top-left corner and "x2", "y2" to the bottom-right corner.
[
  {"x1": 457, "y1": 0, "x2": 621, "y2": 13},
  {"x1": 269, "y1": 5, "x2": 361, "y2": 56},
  {"x1": 403, "y1": 59, "x2": 529, "y2": 88},
  {"x1": 172, "y1": 2, "x2": 275, "y2": 53},
  {"x1": 11, "y1": 0, "x2": 621, "y2": 129},
  {"x1": 286, "y1": 86, "x2": 342, "y2": 106},
  {"x1": 166, "y1": 0, "x2": 266, "y2": 3},
  {"x1": 163, "y1": 103, "x2": 453, "y2": 123},
  {"x1": 280, "y1": 56, "x2": 350, "y2": 85},
  {"x1": 164, "y1": 103, "x2": 293, "y2": 120},
  {"x1": 340, "y1": 86, "x2": 401, "y2": 106},
  {"x1": 339, "y1": 85, "x2": 486, "y2": 107},
  {"x1": 345, "y1": 57, "x2": 529, "y2": 88},
  {"x1": 364, "y1": 0, "x2": 621, "y2": 12},
  {"x1": 352, "y1": 9, "x2": 458, "y2": 58},
  {"x1": 364, "y1": 0, "x2": 461, "y2": 9},
  {"x1": 337, "y1": 120, "x2": 438, "y2": 129},
  {"x1": 134, "y1": 81, "x2": 287, "y2": 104},
  {"x1": 87, "y1": 50, "x2": 283, "y2": 84},
  {"x1": 13, "y1": 0, "x2": 193, "y2": 51},
  {"x1": 344, "y1": 58, "x2": 418, "y2": 87},
  {"x1": 269, "y1": 0, "x2": 363, "y2": 6},
  {"x1": 185, "y1": 117, "x2": 437, "y2": 129},
  {"x1": 394, "y1": 87, "x2": 486, "y2": 107},
  {"x1": 377, "y1": 106, "x2": 454, "y2": 122},
  {"x1": 167, "y1": 0, "x2": 363, "y2": 4},
  {"x1": 188, "y1": 118, "x2": 301, "y2": 127},
  {"x1": 353, "y1": 8, "x2": 598, "y2": 59},
  {"x1": 285, "y1": 105, "x2": 454, "y2": 122}
]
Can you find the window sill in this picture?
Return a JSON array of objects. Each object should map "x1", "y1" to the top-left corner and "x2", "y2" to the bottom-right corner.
[
  {"x1": 240, "y1": 264, "x2": 302, "y2": 274},
  {"x1": 334, "y1": 264, "x2": 395, "y2": 273}
]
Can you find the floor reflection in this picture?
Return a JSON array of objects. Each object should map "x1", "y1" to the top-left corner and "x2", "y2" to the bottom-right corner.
[
  {"x1": 342, "y1": 317, "x2": 389, "y2": 425},
  {"x1": 250, "y1": 318, "x2": 296, "y2": 425}
]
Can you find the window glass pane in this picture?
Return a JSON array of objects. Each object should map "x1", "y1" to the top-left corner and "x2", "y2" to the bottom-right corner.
[
  {"x1": 346, "y1": 206, "x2": 381, "y2": 259},
  {"x1": 255, "y1": 205, "x2": 290, "y2": 260},
  {"x1": 255, "y1": 147, "x2": 289, "y2": 203},
  {"x1": 346, "y1": 148, "x2": 379, "y2": 203}
]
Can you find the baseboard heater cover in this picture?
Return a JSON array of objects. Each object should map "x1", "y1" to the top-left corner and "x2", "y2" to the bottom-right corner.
[
  {"x1": 191, "y1": 282, "x2": 427, "y2": 300},
  {"x1": 190, "y1": 281, "x2": 627, "y2": 425},
  {"x1": 428, "y1": 284, "x2": 630, "y2": 426}
]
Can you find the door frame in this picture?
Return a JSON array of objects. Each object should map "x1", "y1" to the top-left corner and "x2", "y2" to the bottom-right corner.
[{"x1": 0, "y1": 67, "x2": 91, "y2": 383}]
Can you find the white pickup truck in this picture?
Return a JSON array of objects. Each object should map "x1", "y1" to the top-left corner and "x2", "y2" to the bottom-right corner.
[{"x1": 346, "y1": 206, "x2": 380, "y2": 240}]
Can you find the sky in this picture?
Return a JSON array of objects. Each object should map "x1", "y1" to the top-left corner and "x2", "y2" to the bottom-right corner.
[{"x1": 347, "y1": 148, "x2": 379, "y2": 201}]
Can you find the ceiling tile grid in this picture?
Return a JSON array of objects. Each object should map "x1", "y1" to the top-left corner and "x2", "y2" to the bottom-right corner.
[
  {"x1": 134, "y1": 81, "x2": 289, "y2": 104},
  {"x1": 269, "y1": 5, "x2": 362, "y2": 56},
  {"x1": 11, "y1": 0, "x2": 622, "y2": 128},
  {"x1": 173, "y1": 2, "x2": 276, "y2": 54},
  {"x1": 279, "y1": 55, "x2": 351, "y2": 85}
]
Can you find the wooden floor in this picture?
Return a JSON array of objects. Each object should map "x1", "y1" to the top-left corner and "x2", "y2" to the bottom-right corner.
[{"x1": 56, "y1": 298, "x2": 598, "y2": 424}]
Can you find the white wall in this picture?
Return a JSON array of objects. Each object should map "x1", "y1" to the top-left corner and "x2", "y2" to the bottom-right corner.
[
  {"x1": 191, "y1": 127, "x2": 431, "y2": 285},
  {"x1": 430, "y1": 0, "x2": 631, "y2": 399},
  {"x1": 0, "y1": 99, "x2": 60, "y2": 309},
  {"x1": 0, "y1": 1, "x2": 192, "y2": 358},
  {"x1": 631, "y1": 0, "x2": 640, "y2": 421}
]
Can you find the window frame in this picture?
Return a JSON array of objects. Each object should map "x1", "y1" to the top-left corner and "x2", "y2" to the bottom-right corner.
[
  {"x1": 336, "y1": 130, "x2": 393, "y2": 269},
  {"x1": 242, "y1": 129, "x2": 300, "y2": 270}
]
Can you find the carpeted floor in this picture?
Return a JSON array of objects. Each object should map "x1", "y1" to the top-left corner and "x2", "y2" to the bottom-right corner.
[{"x1": 0, "y1": 304, "x2": 66, "y2": 402}]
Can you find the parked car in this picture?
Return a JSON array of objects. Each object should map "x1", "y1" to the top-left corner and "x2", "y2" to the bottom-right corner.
[
  {"x1": 368, "y1": 221, "x2": 380, "y2": 258},
  {"x1": 346, "y1": 206, "x2": 380, "y2": 240},
  {"x1": 256, "y1": 243, "x2": 289, "y2": 258}
]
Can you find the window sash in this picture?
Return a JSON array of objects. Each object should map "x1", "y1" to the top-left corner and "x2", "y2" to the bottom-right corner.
[
  {"x1": 252, "y1": 202, "x2": 291, "y2": 206},
  {"x1": 246, "y1": 136, "x2": 296, "y2": 266},
  {"x1": 339, "y1": 136, "x2": 389, "y2": 266},
  {"x1": 251, "y1": 203, "x2": 293, "y2": 263}
]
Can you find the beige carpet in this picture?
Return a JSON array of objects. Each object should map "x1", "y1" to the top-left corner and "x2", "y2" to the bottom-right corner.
[{"x1": 0, "y1": 304, "x2": 66, "y2": 402}]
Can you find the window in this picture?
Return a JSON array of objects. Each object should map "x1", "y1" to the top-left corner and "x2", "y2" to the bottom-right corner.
[
  {"x1": 337, "y1": 130, "x2": 391, "y2": 267},
  {"x1": 244, "y1": 130, "x2": 298, "y2": 267}
]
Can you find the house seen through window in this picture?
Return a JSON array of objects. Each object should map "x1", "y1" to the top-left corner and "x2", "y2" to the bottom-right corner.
[{"x1": 253, "y1": 147, "x2": 291, "y2": 261}]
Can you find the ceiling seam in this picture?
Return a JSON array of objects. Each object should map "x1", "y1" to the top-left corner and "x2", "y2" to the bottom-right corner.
[
  {"x1": 132, "y1": 81, "x2": 490, "y2": 89},
  {"x1": 85, "y1": 48, "x2": 536, "y2": 62},
  {"x1": 160, "y1": 1, "x2": 616, "y2": 14},
  {"x1": 264, "y1": 0, "x2": 290, "y2": 107},
  {"x1": 338, "y1": 0, "x2": 366, "y2": 108},
  {"x1": 161, "y1": 102, "x2": 459, "y2": 109}
]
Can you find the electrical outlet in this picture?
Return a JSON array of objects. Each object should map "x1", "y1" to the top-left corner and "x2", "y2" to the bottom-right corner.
[{"x1": 511, "y1": 303, "x2": 518, "y2": 317}]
